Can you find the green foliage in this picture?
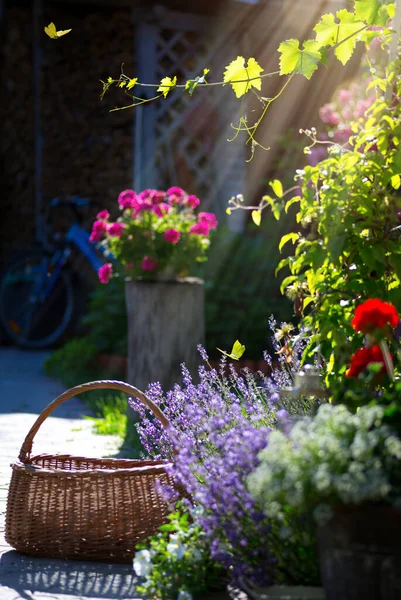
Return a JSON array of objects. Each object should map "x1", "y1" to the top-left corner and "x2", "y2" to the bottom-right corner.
[
  {"x1": 134, "y1": 505, "x2": 226, "y2": 599},
  {"x1": 249, "y1": 404, "x2": 401, "y2": 516},
  {"x1": 277, "y1": 57, "x2": 401, "y2": 387},
  {"x1": 84, "y1": 394, "x2": 128, "y2": 437},
  {"x1": 203, "y1": 227, "x2": 293, "y2": 359},
  {"x1": 102, "y1": 0, "x2": 394, "y2": 155},
  {"x1": 278, "y1": 39, "x2": 322, "y2": 80},
  {"x1": 82, "y1": 277, "x2": 127, "y2": 356},
  {"x1": 44, "y1": 337, "x2": 98, "y2": 387}
]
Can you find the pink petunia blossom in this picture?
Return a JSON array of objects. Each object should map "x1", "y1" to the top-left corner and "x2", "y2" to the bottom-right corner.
[
  {"x1": 164, "y1": 228, "x2": 181, "y2": 244},
  {"x1": 138, "y1": 189, "x2": 157, "y2": 201},
  {"x1": 108, "y1": 222, "x2": 126, "y2": 237},
  {"x1": 198, "y1": 212, "x2": 218, "y2": 229},
  {"x1": 98, "y1": 263, "x2": 113, "y2": 284},
  {"x1": 125, "y1": 263, "x2": 134, "y2": 269},
  {"x1": 185, "y1": 194, "x2": 200, "y2": 208},
  {"x1": 89, "y1": 220, "x2": 108, "y2": 243},
  {"x1": 319, "y1": 104, "x2": 340, "y2": 127},
  {"x1": 141, "y1": 255, "x2": 158, "y2": 271},
  {"x1": 167, "y1": 186, "x2": 185, "y2": 197},
  {"x1": 190, "y1": 222, "x2": 210, "y2": 236},
  {"x1": 152, "y1": 203, "x2": 171, "y2": 218},
  {"x1": 96, "y1": 209, "x2": 110, "y2": 220},
  {"x1": 118, "y1": 189, "x2": 137, "y2": 209},
  {"x1": 152, "y1": 190, "x2": 167, "y2": 204}
]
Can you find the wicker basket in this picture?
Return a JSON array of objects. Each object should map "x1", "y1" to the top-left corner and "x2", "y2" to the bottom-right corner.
[{"x1": 5, "y1": 380, "x2": 175, "y2": 563}]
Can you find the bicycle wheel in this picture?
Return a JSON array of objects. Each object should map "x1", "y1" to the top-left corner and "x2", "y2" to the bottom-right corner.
[{"x1": 0, "y1": 252, "x2": 75, "y2": 348}]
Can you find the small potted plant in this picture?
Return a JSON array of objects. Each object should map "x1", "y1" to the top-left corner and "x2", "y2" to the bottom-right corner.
[
  {"x1": 248, "y1": 299, "x2": 401, "y2": 600},
  {"x1": 90, "y1": 187, "x2": 218, "y2": 392}
]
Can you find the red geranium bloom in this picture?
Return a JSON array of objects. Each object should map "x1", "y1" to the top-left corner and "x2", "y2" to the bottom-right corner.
[
  {"x1": 351, "y1": 299, "x2": 399, "y2": 334},
  {"x1": 346, "y1": 345, "x2": 388, "y2": 378}
]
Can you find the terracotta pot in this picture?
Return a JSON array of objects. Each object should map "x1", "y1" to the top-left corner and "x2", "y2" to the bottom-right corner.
[
  {"x1": 318, "y1": 504, "x2": 401, "y2": 600},
  {"x1": 96, "y1": 354, "x2": 128, "y2": 378}
]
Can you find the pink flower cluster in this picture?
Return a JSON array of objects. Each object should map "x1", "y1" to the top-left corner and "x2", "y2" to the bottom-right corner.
[
  {"x1": 117, "y1": 187, "x2": 201, "y2": 217},
  {"x1": 190, "y1": 212, "x2": 218, "y2": 235},
  {"x1": 93, "y1": 186, "x2": 217, "y2": 284}
]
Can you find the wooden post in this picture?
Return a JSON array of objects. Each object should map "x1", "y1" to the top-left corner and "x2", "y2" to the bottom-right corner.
[{"x1": 125, "y1": 278, "x2": 205, "y2": 392}]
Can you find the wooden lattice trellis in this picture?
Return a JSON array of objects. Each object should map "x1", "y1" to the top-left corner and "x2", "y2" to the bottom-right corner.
[{"x1": 135, "y1": 12, "x2": 246, "y2": 221}]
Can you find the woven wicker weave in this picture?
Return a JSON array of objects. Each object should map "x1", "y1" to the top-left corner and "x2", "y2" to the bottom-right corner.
[{"x1": 5, "y1": 380, "x2": 175, "y2": 563}]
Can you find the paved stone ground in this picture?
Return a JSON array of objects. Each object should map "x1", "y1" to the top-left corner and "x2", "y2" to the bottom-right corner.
[{"x1": 0, "y1": 348, "x2": 142, "y2": 600}]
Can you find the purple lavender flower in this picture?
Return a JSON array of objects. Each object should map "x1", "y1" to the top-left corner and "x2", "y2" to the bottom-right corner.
[{"x1": 128, "y1": 327, "x2": 322, "y2": 586}]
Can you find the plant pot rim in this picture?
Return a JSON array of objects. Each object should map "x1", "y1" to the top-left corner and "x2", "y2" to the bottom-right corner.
[{"x1": 125, "y1": 276, "x2": 204, "y2": 285}]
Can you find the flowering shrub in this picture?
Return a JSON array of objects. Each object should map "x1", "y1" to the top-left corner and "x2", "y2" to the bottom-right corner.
[
  {"x1": 90, "y1": 187, "x2": 218, "y2": 282},
  {"x1": 129, "y1": 326, "x2": 322, "y2": 587},
  {"x1": 273, "y1": 55, "x2": 401, "y2": 388},
  {"x1": 133, "y1": 504, "x2": 225, "y2": 600},
  {"x1": 248, "y1": 403, "x2": 401, "y2": 523},
  {"x1": 351, "y1": 298, "x2": 399, "y2": 334}
]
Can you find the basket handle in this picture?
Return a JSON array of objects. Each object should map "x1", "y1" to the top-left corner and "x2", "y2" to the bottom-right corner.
[{"x1": 18, "y1": 380, "x2": 169, "y2": 463}]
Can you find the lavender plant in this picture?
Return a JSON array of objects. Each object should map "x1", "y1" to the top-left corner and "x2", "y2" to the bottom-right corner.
[{"x1": 129, "y1": 323, "x2": 322, "y2": 586}]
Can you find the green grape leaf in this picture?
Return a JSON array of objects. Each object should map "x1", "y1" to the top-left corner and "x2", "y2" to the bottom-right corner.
[
  {"x1": 127, "y1": 77, "x2": 138, "y2": 90},
  {"x1": 355, "y1": 0, "x2": 391, "y2": 26},
  {"x1": 223, "y1": 56, "x2": 264, "y2": 98},
  {"x1": 251, "y1": 210, "x2": 261, "y2": 226},
  {"x1": 278, "y1": 39, "x2": 322, "y2": 79},
  {"x1": 185, "y1": 69, "x2": 210, "y2": 96},
  {"x1": 157, "y1": 76, "x2": 177, "y2": 98},
  {"x1": 217, "y1": 340, "x2": 246, "y2": 361},
  {"x1": 314, "y1": 10, "x2": 364, "y2": 65}
]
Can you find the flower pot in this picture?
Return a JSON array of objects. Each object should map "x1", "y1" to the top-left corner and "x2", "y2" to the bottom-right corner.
[
  {"x1": 125, "y1": 277, "x2": 205, "y2": 392},
  {"x1": 318, "y1": 505, "x2": 401, "y2": 600},
  {"x1": 96, "y1": 354, "x2": 128, "y2": 378}
]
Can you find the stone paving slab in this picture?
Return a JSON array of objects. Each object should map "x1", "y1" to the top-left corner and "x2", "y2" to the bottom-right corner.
[{"x1": 0, "y1": 348, "x2": 138, "y2": 600}]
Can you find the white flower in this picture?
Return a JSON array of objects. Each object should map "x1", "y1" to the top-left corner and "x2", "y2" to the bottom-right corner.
[
  {"x1": 192, "y1": 548, "x2": 202, "y2": 562},
  {"x1": 167, "y1": 534, "x2": 188, "y2": 560},
  {"x1": 133, "y1": 549, "x2": 153, "y2": 578},
  {"x1": 189, "y1": 504, "x2": 204, "y2": 520},
  {"x1": 177, "y1": 590, "x2": 193, "y2": 600}
]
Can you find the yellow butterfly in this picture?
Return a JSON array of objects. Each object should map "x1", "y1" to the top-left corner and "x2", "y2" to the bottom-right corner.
[
  {"x1": 217, "y1": 340, "x2": 246, "y2": 361},
  {"x1": 44, "y1": 22, "x2": 72, "y2": 39}
]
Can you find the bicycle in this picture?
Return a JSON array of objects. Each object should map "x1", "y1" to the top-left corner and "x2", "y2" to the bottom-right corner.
[{"x1": 0, "y1": 196, "x2": 113, "y2": 349}]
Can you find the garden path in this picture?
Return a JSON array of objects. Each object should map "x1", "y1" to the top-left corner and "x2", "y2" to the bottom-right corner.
[
  {"x1": 0, "y1": 347, "x2": 138, "y2": 600},
  {"x1": 0, "y1": 349, "x2": 240, "y2": 600}
]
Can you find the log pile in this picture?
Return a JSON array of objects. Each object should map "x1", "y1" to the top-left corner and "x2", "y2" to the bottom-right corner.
[
  {"x1": 0, "y1": 7, "x2": 35, "y2": 260},
  {"x1": 41, "y1": 4, "x2": 135, "y2": 214}
]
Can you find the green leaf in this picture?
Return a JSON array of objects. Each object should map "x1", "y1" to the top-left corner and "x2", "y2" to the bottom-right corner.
[
  {"x1": 279, "y1": 232, "x2": 299, "y2": 252},
  {"x1": 127, "y1": 77, "x2": 138, "y2": 90},
  {"x1": 217, "y1": 340, "x2": 246, "y2": 361},
  {"x1": 278, "y1": 39, "x2": 322, "y2": 79},
  {"x1": 251, "y1": 210, "x2": 261, "y2": 226},
  {"x1": 271, "y1": 179, "x2": 283, "y2": 198},
  {"x1": 355, "y1": 0, "x2": 391, "y2": 26},
  {"x1": 314, "y1": 10, "x2": 364, "y2": 65},
  {"x1": 263, "y1": 195, "x2": 282, "y2": 220},
  {"x1": 285, "y1": 196, "x2": 300, "y2": 213},
  {"x1": 157, "y1": 76, "x2": 177, "y2": 98},
  {"x1": 392, "y1": 174, "x2": 401, "y2": 189},
  {"x1": 280, "y1": 275, "x2": 298, "y2": 294},
  {"x1": 223, "y1": 56, "x2": 263, "y2": 98}
]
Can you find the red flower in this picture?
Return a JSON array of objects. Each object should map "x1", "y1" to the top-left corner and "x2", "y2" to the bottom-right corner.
[
  {"x1": 346, "y1": 345, "x2": 388, "y2": 378},
  {"x1": 351, "y1": 299, "x2": 399, "y2": 334}
]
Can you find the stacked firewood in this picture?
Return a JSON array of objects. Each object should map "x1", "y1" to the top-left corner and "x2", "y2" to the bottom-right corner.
[
  {"x1": 0, "y1": 7, "x2": 35, "y2": 259},
  {"x1": 41, "y1": 5, "x2": 136, "y2": 215}
]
